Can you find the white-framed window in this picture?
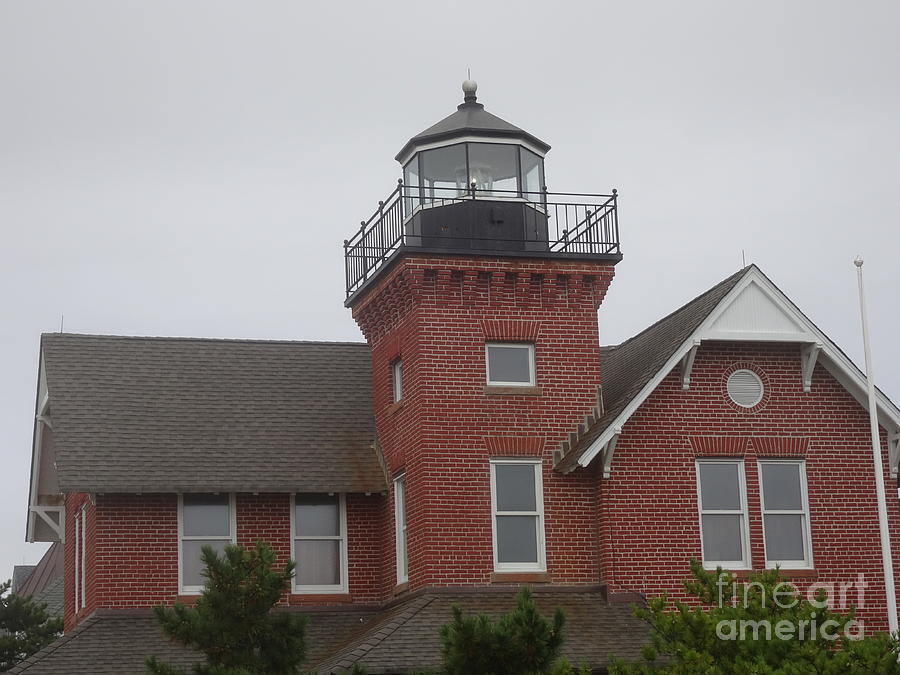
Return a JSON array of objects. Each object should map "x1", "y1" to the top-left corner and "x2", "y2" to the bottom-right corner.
[
  {"x1": 178, "y1": 493, "x2": 236, "y2": 595},
  {"x1": 490, "y1": 459, "x2": 546, "y2": 572},
  {"x1": 73, "y1": 506, "x2": 86, "y2": 611},
  {"x1": 394, "y1": 475, "x2": 408, "y2": 584},
  {"x1": 292, "y1": 493, "x2": 348, "y2": 594},
  {"x1": 392, "y1": 360, "x2": 404, "y2": 402},
  {"x1": 485, "y1": 343, "x2": 535, "y2": 387},
  {"x1": 759, "y1": 460, "x2": 813, "y2": 569},
  {"x1": 696, "y1": 460, "x2": 751, "y2": 569}
]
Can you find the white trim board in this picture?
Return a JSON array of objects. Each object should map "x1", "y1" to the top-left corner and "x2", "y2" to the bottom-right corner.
[
  {"x1": 27, "y1": 350, "x2": 63, "y2": 542},
  {"x1": 576, "y1": 266, "x2": 900, "y2": 477}
]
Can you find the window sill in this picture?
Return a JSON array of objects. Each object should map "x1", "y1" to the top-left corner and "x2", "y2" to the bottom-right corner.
[
  {"x1": 712, "y1": 569, "x2": 818, "y2": 580},
  {"x1": 484, "y1": 385, "x2": 542, "y2": 397},
  {"x1": 287, "y1": 593, "x2": 353, "y2": 604},
  {"x1": 490, "y1": 572, "x2": 552, "y2": 584}
]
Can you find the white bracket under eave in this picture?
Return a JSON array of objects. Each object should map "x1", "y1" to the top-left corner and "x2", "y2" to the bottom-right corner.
[
  {"x1": 680, "y1": 341, "x2": 701, "y2": 390},
  {"x1": 890, "y1": 431, "x2": 900, "y2": 480},
  {"x1": 30, "y1": 505, "x2": 65, "y2": 541},
  {"x1": 601, "y1": 428, "x2": 622, "y2": 479},
  {"x1": 801, "y1": 342, "x2": 823, "y2": 393}
]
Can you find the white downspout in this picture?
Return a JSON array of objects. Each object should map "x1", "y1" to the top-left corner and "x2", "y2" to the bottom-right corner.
[{"x1": 854, "y1": 256, "x2": 898, "y2": 634}]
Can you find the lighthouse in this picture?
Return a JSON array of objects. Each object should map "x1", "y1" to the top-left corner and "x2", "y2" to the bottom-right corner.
[{"x1": 346, "y1": 81, "x2": 622, "y2": 591}]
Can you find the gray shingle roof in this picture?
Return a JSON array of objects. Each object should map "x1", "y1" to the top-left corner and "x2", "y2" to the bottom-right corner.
[
  {"x1": 8, "y1": 607, "x2": 376, "y2": 674},
  {"x1": 11, "y1": 566, "x2": 35, "y2": 594},
  {"x1": 16, "y1": 543, "x2": 63, "y2": 618},
  {"x1": 30, "y1": 577, "x2": 64, "y2": 619},
  {"x1": 313, "y1": 588, "x2": 650, "y2": 673},
  {"x1": 556, "y1": 267, "x2": 749, "y2": 472},
  {"x1": 10, "y1": 591, "x2": 649, "y2": 674},
  {"x1": 41, "y1": 334, "x2": 386, "y2": 494}
]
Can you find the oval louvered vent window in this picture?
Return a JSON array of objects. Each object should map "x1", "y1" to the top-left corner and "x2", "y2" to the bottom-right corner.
[{"x1": 727, "y1": 369, "x2": 764, "y2": 408}]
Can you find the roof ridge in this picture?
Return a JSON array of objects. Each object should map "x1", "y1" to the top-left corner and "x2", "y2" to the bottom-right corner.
[
  {"x1": 8, "y1": 613, "x2": 102, "y2": 673},
  {"x1": 614, "y1": 266, "x2": 750, "y2": 349},
  {"x1": 41, "y1": 333, "x2": 368, "y2": 347},
  {"x1": 316, "y1": 595, "x2": 436, "y2": 671}
]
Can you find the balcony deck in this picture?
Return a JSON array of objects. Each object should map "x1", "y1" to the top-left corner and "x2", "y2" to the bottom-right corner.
[{"x1": 344, "y1": 182, "x2": 621, "y2": 304}]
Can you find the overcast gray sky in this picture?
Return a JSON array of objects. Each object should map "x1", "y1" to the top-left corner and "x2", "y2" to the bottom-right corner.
[{"x1": 2, "y1": 0, "x2": 898, "y2": 581}]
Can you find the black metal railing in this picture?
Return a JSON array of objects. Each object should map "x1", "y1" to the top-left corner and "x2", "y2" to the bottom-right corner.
[{"x1": 344, "y1": 180, "x2": 620, "y2": 299}]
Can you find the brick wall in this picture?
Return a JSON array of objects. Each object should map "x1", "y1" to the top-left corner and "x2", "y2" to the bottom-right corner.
[
  {"x1": 67, "y1": 491, "x2": 383, "y2": 629},
  {"x1": 352, "y1": 253, "x2": 616, "y2": 590},
  {"x1": 599, "y1": 342, "x2": 900, "y2": 632}
]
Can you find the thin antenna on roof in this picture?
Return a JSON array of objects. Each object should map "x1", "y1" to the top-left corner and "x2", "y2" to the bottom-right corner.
[
  {"x1": 742, "y1": 249, "x2": 746, "y2": 267},
  {"x1": 60, "y1": 315, "x2": 64, "y2": 333}
]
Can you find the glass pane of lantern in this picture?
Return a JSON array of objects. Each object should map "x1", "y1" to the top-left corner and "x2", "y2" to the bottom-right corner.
[
  {"x1": 419, "y1": 144, "x2": 467, "y2": 202},
  {"x1": 520, "y1": 148, "x2": 544, "y2": 202},
  {"x1": 467, "y1": 143, "x2": 519, "y2": 196},
  {"x1": 403, "y1": 158, "x2": 421, "y2": 213}
]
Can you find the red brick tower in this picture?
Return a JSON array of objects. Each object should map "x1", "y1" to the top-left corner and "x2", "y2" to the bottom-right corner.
[{"x1": 345, "y1": 81, "x2": 622, "y2": 595}]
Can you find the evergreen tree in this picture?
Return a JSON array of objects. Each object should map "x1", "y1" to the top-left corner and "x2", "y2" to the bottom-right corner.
[
  {"x1": 610, "y1": 559, "x2": 900, "y2": 674},
  {"x1": 440, "y1": 586, "x2": 568, "y2": 675},
  {"x1": 146, "y1": 541, "x2": 306, "y2": 675},
  {"x1": 0, "y1": 579, "x2": 62, "y2": 671}
]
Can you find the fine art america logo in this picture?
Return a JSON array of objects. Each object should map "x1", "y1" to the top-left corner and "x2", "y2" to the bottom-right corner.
[{"x1": 715, "y1": 574, "x2": 869, "y2": 641}]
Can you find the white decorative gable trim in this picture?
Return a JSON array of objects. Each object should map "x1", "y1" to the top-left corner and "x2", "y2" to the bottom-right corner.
[
  {"x1": 704, "y1": 278, "x2": 812, "y2": 342},
  {"x1": 579, "y1": 266, "x2": 900, "y2": 478},
  {"x1": 27, "y1": 349, "x2": 63, "y2": 543}
]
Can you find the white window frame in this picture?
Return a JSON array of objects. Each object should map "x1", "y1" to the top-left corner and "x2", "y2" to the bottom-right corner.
[
  {"x1": 696, "y1": 459, "x2": 751, "y2": 570},
  {"x1": 73, "y1": 509, "x2": 78, "y2": 611},
  {"x1": 394, "y1": 475, "x2": 408, "y2": 584},
  {"x1": 79, "y1": 506, "x2": 86, "y2": 610},
  {"x1": 758, "y1": 459, "x2": 813, "y2": 569},
  {"x1": 177, "y1": 493, "x2": 237, "y2": 595},
  {"x1": 490, "y1": 459, "x2": 546, "y2": 573},
  {"x1": 73, "y1": 506, "x2": 86, "y2": 611},
  {"x1": 392, "y1": 360, "x2": 404, "y2": 402},
  {"x1": 485, "y1": 342, "x2": 536, "y2": 387},
  {"x1": 291, "y1": 493, "x2": 348, "y2": 595}
]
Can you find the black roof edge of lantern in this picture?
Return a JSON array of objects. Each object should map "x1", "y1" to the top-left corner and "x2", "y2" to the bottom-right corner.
[{"x1": 394, "y1": 82, "x2": 551, "y2": 163}]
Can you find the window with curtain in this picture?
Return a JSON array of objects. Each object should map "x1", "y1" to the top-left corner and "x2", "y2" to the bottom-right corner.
[
  {"x1": 293, "y1": 493, "x2": 346, "y2": 592},
  {"x1": 395, "y1": 476, "x2": 408, "y2": 583},
  {"x1": 696, "y1": 460, "x2": 750, "y2": 568},
  {"x1": 179, "y1": 493, "x2": 234, "y2": 593},
  {"x1": 491, "y1": 459, "x2": 545, "y2": 572},
  {"x1": 760, "y1": 460, "x2": 812, "y2": 568}
]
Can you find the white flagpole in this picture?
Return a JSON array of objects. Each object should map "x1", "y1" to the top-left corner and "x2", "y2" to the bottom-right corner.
[{"x1": 854, "y1": 255, "x2": 898, "y2": 634}]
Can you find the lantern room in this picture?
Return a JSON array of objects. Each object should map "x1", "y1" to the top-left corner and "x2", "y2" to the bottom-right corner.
[
  {"x1": 396, "y1": 80, "x2": 548, "y2": 206},
  {"x1": 344, "y1": 81, "x2": 622, "y2": 302}
]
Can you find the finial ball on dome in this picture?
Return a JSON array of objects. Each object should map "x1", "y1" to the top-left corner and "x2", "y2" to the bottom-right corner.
[{"x1": 462, "y1": 79, "x2": 477, "y2": 95}]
